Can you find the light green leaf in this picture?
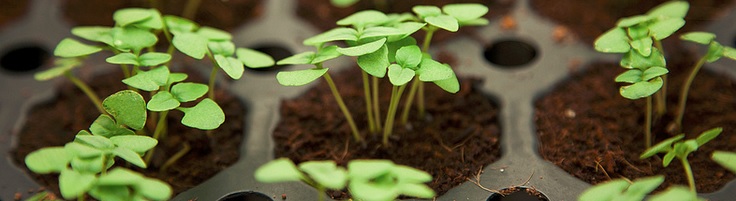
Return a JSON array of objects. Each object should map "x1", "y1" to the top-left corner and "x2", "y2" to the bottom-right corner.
[
  {"x1": 299, "y1": 161, "x2": 347, "y2": 190},
  {"x1": 680, "y1": 32, "x2": 716, "y2": 45},
  {"x1": 392, "y1": 165, "x2": 432, "y2": 183},
  {"x1": 59, "y1": 168, "x2": 96, "y2": 200},
  {"x1": 72, "y1": 26, "x2": 113, "y2": 45},
  {"x1": 425, "y1": 15, "x2": 459, "y2": 32},
  {"x1": 615, "y1": 69, "x2": 643, "y2": 84},
  {"x1": 619, "y1": 77, "x2": 663, "y2": 99},
  {"x1": 641, "y1": 134, "x2": 685, "y2": 159},
  {"x1": 35, "y1": 58, "x2": 81, "y2": 81},
  {"x1": 113, "y1": 147, "x2": 147, "y2": 168},
  {"x1": 178, "y1": 98, "x2": 225, "y2": 130},
  {"x1": 616, "y1": 15, "x2": 653, "y2": 27},
  {"x1": 712, "y1": 151, "x2": 736, "y2": 173},
  {"x1": 304, "y1": 28, "x2": 359, "y2": 46},
  {"x1": 594, "y1": 28, "x2": 630, "y2": 53},
  {"x1": 88, "y1": 186, "x2": 131, "y2": 201},
  {"x1": 96, "y1": 168, "x2": 144, "y2": 186},
  {"x1": 349, "y1": 180, "x2": 399, "y2": 201},
  {"x1": 65, "y1": 142, "x2": 103, "y2": 159},
  {"x1": 443, "y1": 3, "x2": 488, "y2": 22},
  {"x1": 337, "y1": 10, "x2": 389, "y2": 27},
  {"x1": 103, "y1": 90, "x2": 147, "y2": 130},
  {"x1": 460, "y1": 18, "x2": 490, "y2": 26},
  {"x1": 237, "y1": 48, "x2": 275, "y2": 68},
  {"x1": 113, "y1": 8, "x2": 152, "y2": 27},
  {"x1": 650, "y1": 18, "x2": 685, "y2": 40},
  {"x1": 138, "y1": 52, "x2": 171, "y2": 66},
  {"x1": 578, "y1": 179, "x2": 630, "y2": 201},
  {"x1": 620, "y1": 49, "x2": 666, "y2": 70},
  {"x1": 110, "y1": 135, "x2": 158, "y2": 154},
  {"x1": 641, "y1": 66, "x2": 668, "y2": 81},
  {"x1": 54, "y1": 38, "x2": 102, "y2": 58},
  {"x1": 135, "y1": 178, "x2": 172, "y2": 201},
  {"x1": 173, "y1": 32, "x2": 208, "y2": 59},
  {"x1": 358, "y1": 45, "x2": 389, "y2": 77},
  {"x1": 122, "y1": 66, "x2": 170, "y2": 91},
  {"x1": 663, "y1": 151, "x2": 677, "y2": 167},
  {"x1": 337, "y1": 38, "x2": 387, "y2": 56},
  {"x1": 361, "y1": 26, "x2": 405, "y2": 39},
  {"x1": 90, "y1": 114, "x2": 135, "y2": 137},
  {"x1": 131, "y1": 9, "x2": 163, "y2": 30},
  {"x1": 208, "y1": 41, "x2": 236, "y2": 56},
  {"x1": 171, "y1": 82, "x2": 209, "y2": 102},
  {"x1": 723, "y1": 47, "x2": 736, "y2": 60},
  {"x1": 215, "y1": 55, "x2": 244, "y2": 79},
  {"x1": 630, "y1": 37, "x2": 653, "y2": 56},
  {"x1": 388, "y1": 64, "x2": 415, "y2": 86},
  {"x1": 413, "y1": 5, "x2": 442, "y2": 18},
  {"x1": 148, "y1": 92, "x2": 180, "y2": 112},
  {"x1": 277, "y1": 52, "x2": 315, "y2": 65},
  {"x1": 673, "y1": 140, "x2": 699, "y2": 159},
  {"x1": 111, "y1": 27, "x2": 158, "y2": 51},
  {"x1": 312, "y1": 45, "x2": 342, "y2": 64},
  {"x1": 70, "y1": 156, "x2": 113, "y2": 174},
  {"x1": 276, "y1": 68, "x2": 328, "y2": 86},
  {"x1": 647, "y1": 1, "x2": 690, "y2": 19},
  {"x1": 348, "y1": 160, "x2": 394, "y2": 180},
  {"x1": 395, "y1": 45, "x2": 422, "y2": 68},
  {"x1": 696, "y1": 127, "x2": 722, "y2": 146},
  {"x1": 164, "y1": 15, "x2": 199, "y2": 35},
  {"x1": 25, "y1": 147, "x2": 71, "y2": 174},
  {"x1": 255, "y1": 158, "x2": 304, "y2": 182},
  {"x1": 387, "y1": 37, "x2": 417, "y2": 63},
  {"x1": 417, "y1": 58, "x2": 453, "y2": 82},
  {"x1": 705, "y1": 42, "x2": 725, "y2": 63},
  {"x1": 624, "y1": 176, "x2": 665, "y2": 199},
  {"x1": 167, "y1": 73, "x2": 188, "y2": 85},
  {"x1": 75, "y1": 135, "x2": 115, "y2": 149},
  {"x1": 433, "y1": 72, "x2": 460, "y2": 93},
  {"x1": 330, "y1": 0, "x2": 359, "y2": 7},
  {"x1": 388, "y1": 22, "x2": 426, "y2": 41},
  {"x1": 398, "y1": 183, "x2": 435, "y2": 199},
  {"x1": 649, "y1": 186, "x2": 699, "y2": 201},
  {"x1": 106, "y1": 53, "x2": 139, "y2": 65},
  {"x1": 197, "y1": 26, "x2": 232, "y2": 41}
]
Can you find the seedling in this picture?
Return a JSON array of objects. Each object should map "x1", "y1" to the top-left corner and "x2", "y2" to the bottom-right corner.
[
  {"x1": 639, "y1": 127, "x2": 721, "y2": 192},
  {"x1": 594, "y1": 1, "x2": 688, "y2": 148},
  {"x1": 671, "y1": 32, "x2": 736, "y2": 132},
  {"x1": 255, "y1": 158, "x2": 435, "y2": 201},
  {"x1": 711, "y1": 151, "x2": 736, "y2": 173},
  {"x1": 578, "y1": 176, "x2": 703, "y2": 201}
]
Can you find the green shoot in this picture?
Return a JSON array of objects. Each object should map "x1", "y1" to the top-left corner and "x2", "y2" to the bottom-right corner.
[
  {"x1": 578, "y1": 176, "x2": 703, "y2": 201},
  {"x1": 255, "y1": 158, "x2": 347, "y2": 201},
  {"x1": 640, "y1": 127, "x2": 722, "y2": 192},
  {"x1": 711, "y1": 151, "x2": 736, "y2": 173}
]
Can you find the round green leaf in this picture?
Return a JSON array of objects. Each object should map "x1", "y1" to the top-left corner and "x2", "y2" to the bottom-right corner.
[
  {"x1": 680, "y1": 32, "x2": 716, "y2": 45},
  {"x1": 25, "y1": 147, "x2": 72, "y2": 174},
  {"x1": 197, "y1": 26, "x2": 232, "y2": 41},
  {"x1": 111, "y1": 27, "x2": 158, "y2": 51},
  {"x1": 96, "y1": 168, "x2": 144, "y2": 186},
  {"x1": 72, "y1": 26, "x2": 113, "y2": 45},
  {"x1": 337, "y1": 10, "x2": 389, "y2": 27},
  {"x1": 649, "y1": 18, "x2": 685, "y2": 40},
  {"x1": 615, "y1": 69, "x2": 643, "y2": 84},
  {"x1": 71, "y1": 156, "x2": 113, "y2": 174},
  {"x1": 90, "y1": 114, "x2": 135, "y2": 137},
  {"x1": 88, "y1": 186, "x2": 132, "y2": 201},
  {"x1": 276, "y1": 52, "x2": 315, "y2": 65},
  {"x1": 433, "y1": 73, "x2": 460, "y2": 93},
  {"x1": 164, "y1": 15, "x2": 199, "y2": 35},
  {"x1": 417, "y1": 58, "x2": 453, "y2": 82},
  {"x1": 136, "y1": 9, "x2": 164, "y2": 30},
  {"x1": 387, "y1": 37, "x2": 417, "y2": 63},
  {"x1": 649, "y1": 186, "x2": 698, "y2": 201},
  {"x1": 255, "y1": 158, "x2": 304, "y2": 183},
  {"x1": 237, "y1": 48, "x2": 275, "y2": 68},
  {"x1": 215, "y1": 55, "x2": 245, "y2": 79},
  {"x1": 113, "y1": 147, "x2": 147, "y2": 168},
  {"x1": 349, "y1": 180, "x2": 399, "y2": 201},
  {"x1": 619, "y1": 77, "x2": 663, "y2": 99},
  {"x1": 357, "y1": 45, "x2": 389, "y2": 77},
  {"x1": 348, "y1": 160, "x2": 394, "y2": 180},
  {"x1": 113, "y1": 8, "x2": 152, "y2": 27},
  {"x1": 167, "y1": 73, "x2": 189, "y2": 85},
  {"x1": 630, "y1": 37, "x2": 653, "y2": 57},
  {"x1": 337, "y1": 37, "x2": 387, "y2": 56},
  {"x1": 208, "y1": 41, "x2": 236, "y2": 56},
  {"x1": 147, "y1": 91, "x2": 180, "y2": 111},
  {"x1": 641, "y1": 67, "x2": 668, "y2": 81},
  {"x1": 647, "y1": 1, "x2": 689, "y2": 19},
  {"x1": 723, "y1": 47, "x2": 736, "y2": 60},
  {"x1": 594, "y1": 28, "x2": 630, "y2": 53},
  {"x1": 388, "y1": 22, "x2": 426, "y2": 41},
  {"x1": 276, "y1": 68, "x2": 329, "y2": 86},
  {"x1": 392, "y1": 165, "x2": 432, "y2": 183},
  {"x1": 138, "y1": 52, "x2": 171, "y2": 66},
  {"x1": 103, "y1": 90, "x2": 147, "y2": 130},
  {"x1": 122, "y1": 66, "x2": 170, "y2": 91},
  {"x1": 398, "y1": 183, "x2": 435, "y2": 199},
  {"x1": 59, "y1": 168, "x2": 96, "y2": 200},
  {"x1": 106, "y1": 53, "x2": 139, "y2": 66},
  {"x1": 65, "y1": 142, "x2": 103, "y2": 159},
  {"x1": 110, "y1": 135, "x2": 158, "y2": 154},
  {"x1": 35, "y1": 58, "x2": 81, "y2": 81},
  {"x1": 641, "y1": 134, "x2": 685, "y2": 159},
  {"x1": 442, "y1": 3, "x2": 488, "y2": 22},
  {"x1": 171, "y1": 82, "x2": 209, "y2": 102},
  {"x1": 361, "y1": 26, "x2": 405, "y2": 39},
  {"x1": 173, "y1": 32, "x2": 208, "y2": 59},
  {"x1": 395, "y1": 45, "x2": 422, "y2": 68},
  {"x1": 75, "y1": 134, "x2": 115, "y2": 150},
  {"x1": 625, "y1": 176, "x2": 665, "y2": 198},
  {"x1": 388, "y1": 64, "x2": 415, "y2": 86},
  {"x1": 425, "y1": 15, "x2": 459, "y2": 32},
  {"x1": 620, "y1": 49, "x2": 666, "y2": 70},
  {"x1": 54, "y1": 38, "x2": 102, "y2": 58},
  {"x1": 135, "y1": 178, "x2": 172, "y2": 201},
  {"x1": 311, "y1": 45, "x2": 342, "y2": 64},
  {"x1": 616, "y1": 15, "x2": 653, "y2": 27},
  {"x1": 304, "y1": 28, "x2": 358, "y2": 46},
  {"x1": 712, "y1": 151, "x2": 736, "y2": 173},
  {"x1": 578, "y1": 179, "x2": 630, "y2": 201},
  {"x1": 413, "y1": 5, "x2": 442, "y2": 18},
  {"x1": 178, "y1": 98, "x2": 225, "y2": 130},
  {"x1": 706, "y1": 42, "x2": 725, "y2": 63},
  {"x1": 299, "y1": 161, "x2": 348, "y2": 190}
]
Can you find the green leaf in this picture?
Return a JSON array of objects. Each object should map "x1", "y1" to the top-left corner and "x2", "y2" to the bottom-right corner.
[
  {"x1": 71, "y1": 156, "x2": 113, "y2": 174},
  {"x1": 663, "y1": 151, "x2": 677, "y2": 167},
  {"x1": 647, "y1": 1, "x2": 690, "y2": 19},
  {"x1": 673, "y1": 140, "x2": 699, "y2": 159},
  {"x1": 255, "y1": 158, "x2": 304, "y2": 182},
  {"x1": 616, "y1": 15, "x2": 653, "y2": 27},
  {"x1": 337, "y1": 37, "x2": 387, "y2": 56},
  {"x1": 208, "y1": 41, "x2": 236, "y2": 56},
  {"x1": 90, "y1": 114, "x2": 135, "y2": 137},
  {"x1": 236, "y1": 48, "x2": 275, "y2": 68},
  {"x1": 695, "y1": 127, "x2": 721, "y2": 146},
  {"x1": 615, "y1": 69, "x2": 643, "y2": 84},
  {"x1": 388, "y1": 22, "x2": 426, "y2": 41},
  {"x1": 357, "y1": 45, "x2": 389, "y2": 77},
  {"x1": 131, "y1": 9, "x2": 163, "y2": 30},
  {"x1": 619, "y1": 77, "x2": 663, "y2": 99},
  {"x1": 395, "y1": 45, "x2": 422, "y2": 68},
  {"x1": 681, "y1": 32, "x2": 716, "y2": 45},
  {"x1": 459, "y1": 18, "x2": 489, "y2": 26},
  {"x1": 167, "y1": 73, "x2": 188, "y2": 85},
  {"x1": 59, "y1": 168, "x2": 96, "y2": 199},
  {"x1": 348, "y1": 160, "x2": 394, "y2": 180},
  {"x1": 578, "y1": 179, "x2": 630, "y2": 201},
  {"x1": 413, "y1": 5, "x2": 442, "y2": 18},
  {"x1": 594, "y1": 28, "x2": 630, "y2": 53},
  {"x1": 75, "y1": 134, "x2": 115, "y2": 149},
  {"x1": 111, "y1": 27, "x2": 158, "y2": 51},
  {"x1": 304, "y1": 28, "x2": 358, "y2": 46},
  {"x1": 113, "y1": 8, "x2": 152, "y2": 27},
  {"x1": 642, "y1": 67, "x2": 668, "y2": 81},
  {"x1": 88, "y1": 186, "x2": 132, "y2": 201},
  {"x1": 197, "y1": 26, "x2": 232, "y2": 41},
  {"x1": 215, "y1": 55, "x2": 245, "y2": 79},
  {"x1": 388, "y1": 64, "x2": 415, "y2": 86},
  {"x1": 337, "y1": 10, "x2": 389, "y2": 27},
  {"x1": 103, "y1": 90, "x2": 147, "y2": 130},
  {"x1": 330, "y1": 0, "x2": 359, "y2": 7},
  {"x1": 122, "y1": 66, "x2": 170, "y2": 91},
  {"x1": 443, "y1": 3, "x2": 488, "y2": 23},
  {"x1": 723, "y1": 47, "x2": 736, "y2": 60},
  {"x1": 624, "y1": 176, "x2": 665, "y2": 199},
  {"x1": 641, "y1": 134, "x2": 685, "y2": 159},
  {"x1": 433, "y1": 72, "x2": 460, "y2": 93},
  {"x1": 649, "y1": 18, "x2": 685, "y2": 40},
  {"x1": 54, "y1": 38, "x2": 102, "y2": 58},
  {"x1": 398, "y1": 183, "x2": 435, "y2": 199},
  {"x1": 96, "y1": 168, "x2": 144, "y2": 186},
  {"x1": 705, "y1": 42, "x2": 725, "y2": 63},
  {"x1": 312, "y1": 45, "x2": 342, "y2": 64},
  {"x1": 25, "y1": 147, "x2": 71, "y2": 173},
  {"x1": 173, "y1": 32, "x2": 208, "y2": 59},
  {"x1": 620, "y1": 49, "x2": 666, "y2": 70},
  {"x1": 178, "y1": 98, "x2": 225, "y2": 130},
  {"x1": 135, "y1": 178, "x2": 172, "y2": 201},
  {"x1": 138, "y1": 52, "x2": 171, "y2": 66},
  {"x1": 392, "y1": 165, "x2": 432, "y2": 183},
  {"x1": 299, "y1": 161, "x2": 348, "y2": 190},
  {"x1": 417, "y1": 58, "x2": 453, "y2": 82},
  {"x1": 349, "y1": 180, "x2": 398, "y2": 201},
  {"x1": 35, "y1": 58, "x2": 81, "y2": 81},
  {"x1": 277, "y1": 52, "x2": 315, "y2": 65},
  {"x1": 72, "y1": 26, "x2": 113, "y2": 45},
  {"x1": 113, "y1": 147, "x2": 147, "y2": 168},
  {"x1": 148, "y1": 92, "x2": 180, "y2": 111},
  {"x1": 164, "y1": 15, "x2": 199, "y2": 35},
  {"x1": 106, "y1": 53, "x2": 139, "y2": 66},
  {"x1": 649, "y1": 186, "x2": 699, "y2": 201},
  {"x1": 712, "y1": 151, "x2": 736, "y2": 173},
  {"x1": 65, "y1": 142, "x2": 103, "y2": 159},
  {"x1": 110, "y1": 135, "x2": 158, "y2": 154},
  {"x1": 276, "y1": 68, "x2": 328, "y2": 86},
  {"x1": 171, "y1": 82, "x2": 209, "y2": 102},
  {"x1": 387, "y1": 37, "x2": 417, "y2": 63},
  {"x1": 630, "y1": 37, "x2": 653, "y2": 56},
  {"x1": 361, "y1": 26, "x2": 405, "y2": 39},
  {"x1": 425, "y1": 15, "x2": 459, "y2": 32}
]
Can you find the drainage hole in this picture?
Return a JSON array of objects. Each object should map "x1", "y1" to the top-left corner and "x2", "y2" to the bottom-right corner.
[
  {"x1": 487, "y1": 187, "x2": 549, "y2": 201},
  {"x1": 483, "y1": 39, "x2": 537, "y2": 68},
  {"x1": 218, "y1": 191, "x2": 274, "y2": 201},
  {"x1": 0, "y1": 44, "x2": 50, "y2": 73},
  {"x1": 246, "y1": 44, "x2": 292, "y2": 73}
]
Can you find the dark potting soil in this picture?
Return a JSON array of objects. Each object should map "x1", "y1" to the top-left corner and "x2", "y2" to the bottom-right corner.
[
  {"x1": 10, "y1": 66, "x2": 245, "y2": 197},
  {"x1": 530, "y1": 0, "x2": 736, "y2": 46},
  {"x1": 273, "y1": 68, "x2": 501, "y2": 199},
  {"x1": 0, "y1": 0, "x2": 29, "y2": 28},
  {"x1": 535, "y1": 49, "x2": 736, "y2": 192},
  {"x1": 63, "y1": 0, "x2": 263, "y2": 31}
]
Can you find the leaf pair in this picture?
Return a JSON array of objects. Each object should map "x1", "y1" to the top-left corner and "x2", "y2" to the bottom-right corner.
[
  {"x1": 640, "y1": 127, "x2": 722, "y2": 167},
  {"x1": 387, "y1": 45, "x2": 459, "y2": 92},
  {"x1": 54, "y1": 166, "x2": 171, "y2": 201},
  {"x1": 413, "y1": 3, "x2": 489, "y2": 32},
  {"x1": 615, "y1": 66, "x2": 668, "y2": 99},
  {"x1": 578, "y1": 176, "x2": 701, "y2": 201},
  {"x1": 681, "y1": 32, "x2": 736, "y2": 63},
  {"x1": 254, "y1": 158, "x2": 347, "y2": 190}
]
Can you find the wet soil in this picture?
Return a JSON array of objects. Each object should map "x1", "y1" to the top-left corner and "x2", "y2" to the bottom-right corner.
[{"x1": 273, "y1": 68, "x2": 501, "y2": 199}]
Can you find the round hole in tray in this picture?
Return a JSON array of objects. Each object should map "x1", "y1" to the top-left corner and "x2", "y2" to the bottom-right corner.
[
  {"x1": 483, "y1": 39, "x2": 537, "y2": 68},
  {"x1": 0, "y1": 44, "x2": 50, "y2": 73},
  {"x1": 217, "y1": 191, "x2": 274, "y2": 201},
  {"x1": 245, "y1": 44, "x2": 293, "y2": 73},
  {"x1": 486, "y1": 186, "x2": 549, "y2": 201}
]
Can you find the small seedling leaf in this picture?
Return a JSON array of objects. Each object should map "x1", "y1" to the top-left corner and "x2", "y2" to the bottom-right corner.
[
  {"x1": 113, "y1": 147, "x2": 147, "y2": 168},
  {"x1": 349, "y1": 180, "x2": 398, "y2": 201},
  {"x1": 615, "y1": 69, "x2": 643, "y2": 84},
  {"x1": 348, "y1": 160, "x2": 394, "y2": 180},
  {"x1": 663, "y1": 151, "x2": 677, "y2": 167},
  {"x1": 96, "y1": 168, "x2": 144, "y2": 186},
  {"x1": 122, "y1": 66, "x2": 170, "y2": 91},
  {"x1": 649, "y1": 186, "x2": 699, "y2": 201},
  {"x1": 312, "y1": 45, "x2": 342, "y2": 64},
  {"x1": 641, "y1": 134, "x2": 684, "y2": 159},
  {"x1": 164, "y1": 15, "x2": 199, "y2": 35},
  {"x1": 388, "y1": 22, "x2": 426, "y2": 41},
  {"x1": 138, "y1": 52, "x2": 171, "y2": 66},
  {"x1": 135, "y1": 178, "x2": 173, "y2": 201},
  {"x1": 65, "y1": 142, "x2": 103, "y2": 159},
  {"x1": 647, "y1": 1, "x2": 689, "y2": 19},
  {"x1": 459, "y1": 18, "x2": 489, "y2": 26},
  {"x1": 337, "y1": 37, "x2": 387, "y2": 56},
  {"x1": 208, "y1": 41, "x2": 236, "y2": 56},
  {"x1": 132, "y1": 9, "x2": 163, "y2": 30},
  {"x1": 88, "y1": 186, "x2": 132, "y2": 201},
  {"x1": 103, "y1": 90, "x2": 147, "y2": 130},
  {"x1": 70, "y1": 156, "x2": 113, "y2": 174},
  {"x1": 173, "y1": 32, "x2": 208, "y2": 59},
  {"x1": 433, "y1": 72, "x2": 460, "y2": 93},
  {"x1": 215, "y1": 55, "x2": 245, "y2": 79},
  {"x1": 59, "y1": 168, "x2": 96, "y2": 199},
  {"x1": 680, "y1": 32, "x2": 716, "y2": 45},
  {"x1": 630, "y1": 37, "x2": 653, "y2": 57},
  {"x1": 616, "y1": 15, "x2": 652, "y2": 27},
  {"x1": 395, "y1": 45, "x2": 422, "y2": 68},
  {"x1": 75, "y1": 135, "x2": 115, "y2": 150},
  {"x1": 624, "y1": 176, "x2": 665, "y2": 199},
  {"x1": 113, "y1": 8, "x2": 152, "y2": 27},
  {"x1": 111, "y1": 27, "x2": 158, "y2": 52},
  {"x1": 619, "y1": 77, "x2": 663, "y2": 99},
  {"x1": 171, "y1": 82, "x2": 209, "y2": 102},
  {"x1": 392, "y1": 165, "x2": 432, "y2": 183},
  {"x1": 197, "y1": 26, "x2": 232, "y2": 41},
  {"x1": 673, "y1": 140, "x2": 699, "y2": 159},
  {"x1": 254, "y1": 158, "x2": 304, "y2": 182},
  {"x1": 705, "y1": 42, "x2": 725, "y2": 63},
  {"x1": 649, "y1": 18, "x2": 685, "y2": 40},
  {"x1": 417, "y1": 58, "x2": 453, "y2": 82},
  {"x1": 167, "y1": 73, "x2": 188, "y2": 85},
  {"x1": 337, "y1": 10, "x2": 389, "y2": 27},
  {"x1": 276, "y1": 68, "x2": 328, "y2": 86},
  {"x1": 361, "y1": 26, "x2": 405, "y2": 39},
  {"x1": 35, "y1": 58, "x2": 82, "y2": 81},
  {"x1": 304, "y1": 28, "x2": 359, "y2": 46},
  {"x1": 25, "y1": 147, "x2": 72, "y2": 173},
  {"x1": 358, "y1": 45, "x2": 389, "y2": 77},
  {"x1": 110, "y1": 135, "x2": 158, "y2": 154},
  {"x1": 236, "y1": 48, "x2": 274, "y2": 68},
  {"x1": 299, "y1": 161, "x2": 348, "y2": 189},
  {"x1": 277, "y1": 52, "x2": 315, "y2": 65},
  {"x1": 178, "y1": 98, "x2": 224, "y2": 130},
  {"x1": 425, "y1": 15, "x2": 459, "y2": 32},
  {"x1": 594, "y1": 28, "x2": 630, "y2": 53},
  {"x1": 442, "y1": 3, "x2": 488, "y2": 22},
  {"x1": 90, "y1": 114, "x2": 135, "y2": 137},
  {"x1": 712, "y1": 151, "x2": 736, "y2": 173},
  {"x1": 723, "y1": 47, "x2": 736, "y2": 60},
  {"x1": 106, "y1": 53, "x2": 139, "y2": 66},
  {"x1": 388, "y1": 64, "x2": 415, "y2": 86},
  {"x1": 620, "y1": 49, "x2": 666, "y2": 70},
  {"x1": 72, "y1": 26, "x2": 114, "y2": 45},
  {"x1": 398, "y1": 183, "x2": 435, "y2": 199},
  {"x1": 696, "y1": 127, "x2": 722, "y2": 146},
  {"x1": 641, "y1": 67, "x2": 669, "y2": 81},
  {"x1": 413, "y1": 5, "x2": 442, "y2": 18},
  {"x1": 387, "y1": 37, "x2": 417, "y2": 63},
  {"x1": 578, "y1": 179, "x2": 630, "y2": 201},
  {"x1": 54, "y1": 38, "x2": 102, "y2": 58}
]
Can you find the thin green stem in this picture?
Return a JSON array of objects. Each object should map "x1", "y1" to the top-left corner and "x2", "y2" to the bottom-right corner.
[
  {"x1": 681, "y1": 158, "x2": 696, "y2": 192},
  {"x1": 208, "y1": 65, "x2": 218, "y2": 100},
  {"x1": 372, "y1": 76, "x2": 382, "y2": 131},
  {"x1": 182, "y1": 0, "x2": 202, "y2": 20},
  {"x1": 383, "y1": 85, "x2": 406, "y2": 146},
  {"x1": 101, "y1": 154, "x2": 108, "y2": 175},
  {"x1": 160, "y1": 142, "x2": 190, "y2": 173},
  {"x1": 653, "y1": 39, "x2": 667, "y2": 118},
  {"x1": 362, "y1": 71, "x2": 376, "y2": 133},
  {"x1": 121, "y1": 64, "x2": 131, "y2": 78},
  {"x1": 64, "y1": 72, "x2": 105, "y2": 114},
  {"x1": 317, "y1": 187, "x2": 325, "y2": 201},
  {"x1": 418, "y1": 80, "x2": 425, "y2": 117},
  {"x1": 422, "y1": 29, "x2": 436, "y2": 52},
  {"x1": 144, "y1": 110, "x2": 169, "y2": 164},
  {"x1": 323, "y1": 72, "x2": 363, "y2": 142},
  {"x1": 674, "y1": 57, "x2": 706, "y2": 133},
  {"x1": 645, "y1": 96, "x2": 653, "y2": 148},
  {"x1": 400, "y1": 79, "x2": 420, "y2": 125}
]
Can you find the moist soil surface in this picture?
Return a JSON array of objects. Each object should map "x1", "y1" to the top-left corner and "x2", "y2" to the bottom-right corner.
[
  {"x1": 530, "y1": 0, "x2": 736, "y2": 46},
  {"x1": 11, "y1": 66, "x2": 245, "y2": 198},
  {"x1": 535, "y1": 49, "x2": 736, "y2": 192},
  {"x1": 273, "y1": 68, "x2": 501, "y2": 199},
  {"x1": 0, "y1": 0, "x2": 29, "y2": 29}
]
